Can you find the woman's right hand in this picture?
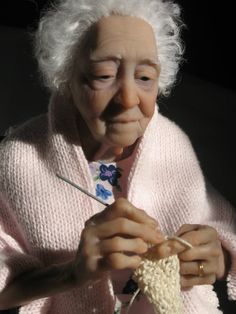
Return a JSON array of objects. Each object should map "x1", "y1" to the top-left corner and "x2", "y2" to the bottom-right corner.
[{"x1": 73, "y1": 197, "x2": 164, "y2": 285}]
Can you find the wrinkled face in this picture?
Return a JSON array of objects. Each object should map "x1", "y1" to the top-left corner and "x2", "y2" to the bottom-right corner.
[{"x1": 71, "y1": 15, "x2": 159, "y2": 148}]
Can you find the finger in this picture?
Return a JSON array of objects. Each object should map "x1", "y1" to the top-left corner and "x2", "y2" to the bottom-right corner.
[
  {"x1": 96, "y1": 217, "x2": 162, "y2": 244},
  {"x1": 89, "y1": 198, "x2": 159, "y2": 228},
  {"x1": 178, "y1": 243, "x2": 221, "y2": 261},
  {"x1": 177, "y1": 226, "x2": 218, "y2": 249},
  {"x1": 177, "y1": 226, "x2": 218, "y2": 247},
  {"x1": 151, "y1": 238, "x2": 191, "y2": 259},
  {"x1": 176, "y1": 224, "x2": 203, "y2": 237},
  {"x1": 180, "y1": 261, "x2": 218, "y2": 276},
  {"x1": 180, "y1": 274, "x2": 216, "y2": 288},
  {"x1": 167, "y1": 236, "x2": 193, "y2": 249},
  {"x1": 102, "y1": 252, "x2": 142, "y2": 270},
  {"x1": 100, "y1": 237, "x2": 148, "y2": 255},
  {"x1": 85, "y1": 213, "x2": 100, "y2": 227}
]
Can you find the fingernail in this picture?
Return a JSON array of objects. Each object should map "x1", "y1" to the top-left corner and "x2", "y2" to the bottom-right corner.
[
  {"x1": 156, "y1": 234, "x2": 165, "y2": 244},
  {"x1": 155, "y1": 227, "x2": 165, "y2": 238},
  {"x1": 164, "y1": 245, "x2": 172, "y2": 256},
  {"x1": 155, "y1": 225, "x2": 161, "y2": 231},
  {"x1": 155, "y1": 227, "x2": 165, "y2": 239},
  {"x1": 149, "y1": 221, "x2": 159, "y2": 229}
]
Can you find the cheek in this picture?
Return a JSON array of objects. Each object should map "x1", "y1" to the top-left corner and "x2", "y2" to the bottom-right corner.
[
  {"x1": 140, "y1": 82, "x2": 158, "y2": 115},
  {"x1": 141, "y1": 94, "x2": 157, "y2": 118},
  {"x1": 79, "y1": 87, "x2": 111, "y2": 118}
]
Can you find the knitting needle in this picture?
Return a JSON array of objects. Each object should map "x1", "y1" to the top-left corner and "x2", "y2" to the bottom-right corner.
[
  {"x1": 56, "y1": 174, "x2": 193, "y2": 249},
  {"x1": 56, "y1": 173, "x2": 109, "y2": 207},
  {"x1": 166, "y1": 235, "x2": 193, "y2": 249}
]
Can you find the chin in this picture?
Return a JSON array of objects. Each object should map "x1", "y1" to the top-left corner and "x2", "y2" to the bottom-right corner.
[
  {"x1": 106, "y1": 132, "x2": 141, "y2": 148},
  {"x1": 104, "y1": 120, "x2": 148, "y2": 147}
]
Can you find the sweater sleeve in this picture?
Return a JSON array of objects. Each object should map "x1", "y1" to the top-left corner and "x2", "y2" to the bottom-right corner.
[
  {"x1": 205, "y1": 184, "x2": 236, "y2": 300},
  {"x1": 0, "y1": 191, "x2": 43, "y2": 293}
]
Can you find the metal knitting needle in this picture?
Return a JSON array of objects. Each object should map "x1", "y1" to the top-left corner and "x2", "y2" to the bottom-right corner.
[
  {"x1": 57, "y1": 174, "x2": 193, "y2": 250},
  {"x1": 56, "y1": 173, "x2": 109, "y2": 207},
  {"x1": 167, "y1": 235, "x2": 193, "y2": 249}
]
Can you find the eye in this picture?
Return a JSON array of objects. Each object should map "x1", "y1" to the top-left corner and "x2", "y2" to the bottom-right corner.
[
  {"x1": 88, "y1": 73, "x2": 116, "y2": 90},
  {"x1": 95, "y1": 75, "x2": 114, "y2": 80},
  {"x1": 140, "y1": 76, "x2": 151, "y2": 81},
  {"x1": 135, "y1": 73, "x2": 157, "y2": 90}
]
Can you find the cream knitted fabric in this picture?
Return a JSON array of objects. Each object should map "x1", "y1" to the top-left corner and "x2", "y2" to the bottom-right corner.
[
  {"x1": 0, "y1": 94, "x2": 235, "y2": 313},
  {"x1": 133, "y1": 254, "x2": 182, "y2": 314}
]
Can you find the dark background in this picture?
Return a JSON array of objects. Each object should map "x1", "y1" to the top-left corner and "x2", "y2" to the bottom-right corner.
[
  {"x1": 0, "y1": 1, "x2": 235, "y2": 312},
  {"x1": 2, "y1": 0, "x2": 235, "y2": 202},
  {"x1": 0, "y1": 0, "x2": 235, "y2": 90}
]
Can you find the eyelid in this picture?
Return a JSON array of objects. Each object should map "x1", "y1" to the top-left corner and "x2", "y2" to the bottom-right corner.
[
  {"x1": 136, "y1": 72, "x2": 157, "y2": 80},
  {"x1": 89, "y1": 60, "x2": 118, "y2": 71},
  {"x1": 89, "y1": 67, "x2": 117, "y2": 78},
  {"x1": 136, "y1": 64, "x2": 159, "y2": 75},
  {"x1": 94, "y1": 75, "x2": 115, "y2": 81}
]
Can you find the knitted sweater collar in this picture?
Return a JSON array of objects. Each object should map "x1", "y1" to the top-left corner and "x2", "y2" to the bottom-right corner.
[{"x1": 47, "y1": 93, "x2": 159, "y2": 207}]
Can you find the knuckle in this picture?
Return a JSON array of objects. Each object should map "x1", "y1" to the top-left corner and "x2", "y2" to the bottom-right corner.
[
  {"x1": 85, "y1": 213, "x2": 99, "y2": 226},
  {"x1": 212, "y1": 264, "x2": 218, "y2": 274},
  {"x1": 178, "y1": 250, "x2": 191, "y2": 261},
  {"x1": 107, "y1": 254, "x2": 123, "y2": 269},
  {"x1": 116, "y1": 197, "x2": 127, "y2": 208},
  {"x1": 178, "y1": 224, "x2": 190, "y2": 234},
  {"x1": 84, "y1": 220, "x2": 90, "y2": 227},
  {"x1": 155, "y1": 243, "x2": 169, "y2": 259},
  {"x1": 138, "y1": 208, "x2": 147, "y2": 217},
  {"x1": 130, "y1": 256, "x2": 142, "y2": 269},
  {"x1": 217, "y1": 239, "x2": 223, "y2": 251},
  {"x1": 207, "y1": 274, "x2": 216, "y2": 285},
  {"x1": 189, "y1": 231, "x2": 200, "y2": 247},
  {"x1": 80, "y1": 228, "x2": 87, "y2": 241},
  {"x1": 85, "y1": 258, "x2": 96, "y2": 272},
  {"x1": 112, "y1": 237, "x2": 122, "y2": 251},
  {"x1": 180, "y1": 276, "x2": 191, "y2": 288},
  {"x1": 179, "y1": 262, "x2": 188, "y2": 275},
  {"x1": 116, "y1": 198, "x2": 132, "y2": 215},
  {"x1": 208, "y1": 226, "x2": 218, "y2": 238},
  {"x1": 182, "y1": 224, "x2": 190, "y2": 230},
  {"x1": 211, "y1": 247, "x2": 221, "y2": 258},
  {"x1": 136, "y1": 237, "x2": 145, "y2": 247},
  {"x1": 136, "y1": 238, "x2": 148, "y2": 253},
  {"x1": 81, "y1": 245, "x2": 92, "y2": 258},
  {"x1": 117, "y1": 218, "x2": 129, "y2": 233},
  {"x1": 81, "y1": 227, "x2": 93, "y2": 240}
]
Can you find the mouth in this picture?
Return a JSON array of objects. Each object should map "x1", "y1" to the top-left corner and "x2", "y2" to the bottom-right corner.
[
  {"x1": 107, "y1": 116, "x2": 140, "y2": 124},
  {"x1": 102, "y1": 106, "x2": 142, "y2": 124},
  {"x1": 108, "y1": 119, "x2": 138, "y2": 124}
]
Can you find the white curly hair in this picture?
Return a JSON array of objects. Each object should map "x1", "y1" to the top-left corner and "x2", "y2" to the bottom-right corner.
[{"x1": 35, "y1": 0, "x2": 184, "y2": 96}]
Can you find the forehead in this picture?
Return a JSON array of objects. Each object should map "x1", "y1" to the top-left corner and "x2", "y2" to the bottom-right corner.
[{"x1": 83, "y1": 15, "x2": 158, "y2": 62}]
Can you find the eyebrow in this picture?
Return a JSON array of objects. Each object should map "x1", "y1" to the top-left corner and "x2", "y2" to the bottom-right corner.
[
  {"x1": 89, "y1": 55, "x2": 122, "y2": 63},
  {"x1": 89, "y1": 56, "x2": 160, "y2": 71},
  {"x1": 138, "y1": 59, "x2": 160, "y2": 72}
]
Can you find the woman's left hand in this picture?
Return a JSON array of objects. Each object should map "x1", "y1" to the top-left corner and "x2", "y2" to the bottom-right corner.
[{"x1": 175, "y1": 224, "x2": 226, "y2": 288}]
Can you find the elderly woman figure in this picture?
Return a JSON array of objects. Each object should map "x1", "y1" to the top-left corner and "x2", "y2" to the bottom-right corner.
[{"x1": 0, "y1": 0, "x2": 235, "y2": 313}]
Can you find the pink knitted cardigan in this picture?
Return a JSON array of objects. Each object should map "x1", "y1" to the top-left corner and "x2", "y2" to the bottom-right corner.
[{"x1": 0, "y1": 94, "x2": 235, "y2": 313}]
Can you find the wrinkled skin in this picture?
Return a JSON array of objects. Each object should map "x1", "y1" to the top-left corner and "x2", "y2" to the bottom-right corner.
[
  {"x1": 69, "y1": 16, "x2": 227, "y2": 288},
  {"x1": 70, "y1": 15, "x2": 159, "y2": 161},
  {"x1": 73, "y1": 198, "x2": 227, "y2": 288},
  {"x1": 152, "y1": 224, "x2": 227, "y2": 288},
  {"x1": 73, "y1": 198, "x2": 163, "y2": 284}
]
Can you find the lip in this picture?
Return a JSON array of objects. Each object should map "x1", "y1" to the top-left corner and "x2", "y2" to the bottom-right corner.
[
  {"x1": 109, "y1": 120, "x2": 137, "y2": 124},
  {"x1": 108, "y1": 118, "x2": 140, "y2": 123}
]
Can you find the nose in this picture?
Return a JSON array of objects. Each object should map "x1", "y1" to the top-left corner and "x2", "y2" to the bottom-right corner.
[{"x1": 114, "y1": 79, "x2": 140, "y2": 108}]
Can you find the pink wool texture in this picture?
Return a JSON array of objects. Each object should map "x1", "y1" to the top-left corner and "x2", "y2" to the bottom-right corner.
[{"x1": 0, "y1": 94, "x2": 236, "y2": 313}]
